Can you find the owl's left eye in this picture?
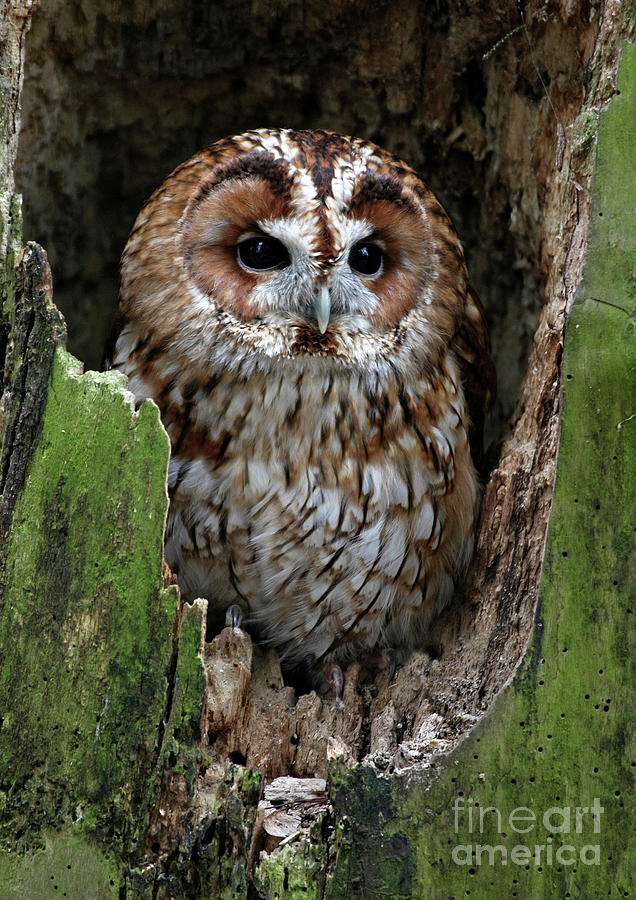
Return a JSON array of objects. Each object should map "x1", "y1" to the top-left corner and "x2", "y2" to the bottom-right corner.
[
  {"x1": 236, "y1": 236, "x2": 290, "y2": 272},
  {"x1": 348, "y1": 241, "x2": 384, "y2": 277}
]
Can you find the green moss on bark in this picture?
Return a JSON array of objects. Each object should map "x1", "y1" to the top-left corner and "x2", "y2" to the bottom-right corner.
[
  {"x1": 0, "y1": 829, "x2": 119, "y2": 900},
  {"x1": 256, "y1": 835, "x2": 328, "y2": 900},
  {"x1": 0, "y1": 346, "x2": 176, "y2": 861}
]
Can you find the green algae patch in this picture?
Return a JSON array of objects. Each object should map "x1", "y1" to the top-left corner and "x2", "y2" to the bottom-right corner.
[
  {"x1": 0, "y1": 346, "x2": 176, "y2": 858},
  {"x1": 0, "y1": 828, "x2": 119, "y2": 900},
  {"x1": 256, "y1": 837, "x2": 327, "y2": 900},
  {"x1": 327, "y1": 766, "x2": 413, "y2": 900},
  {"x1": 164, "y1": 598, "x2": 208, "y2": 756}
]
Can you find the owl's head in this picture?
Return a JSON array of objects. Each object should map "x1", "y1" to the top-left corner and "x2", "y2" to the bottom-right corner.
[{"x1": 120, "y1": 129, "x2": 471, "y2": 377}]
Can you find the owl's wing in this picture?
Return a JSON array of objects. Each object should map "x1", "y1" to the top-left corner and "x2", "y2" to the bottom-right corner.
[{"x1": 452, "y1": 285, "x2": 497, "y2": 468}]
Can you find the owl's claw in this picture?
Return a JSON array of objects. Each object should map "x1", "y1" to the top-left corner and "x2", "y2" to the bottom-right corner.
[
  {"x1": 326, "y1": 663, "x2": 345, "y2": 710},
  {"x1": 365, "y1": 649, "x2": 397, "y2": 680},
  {"x1": 225, "y1": 604, "x2": 243, "y2": 632},
  {"x1": 381, "y1": 649, "x2": 397, "y2": 681}
]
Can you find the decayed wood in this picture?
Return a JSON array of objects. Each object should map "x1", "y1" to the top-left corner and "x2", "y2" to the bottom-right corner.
[
  {"x1": 257, "y1": 776, "x2": 329, "y2": 847},
  {"x1": 202, "y1": 623, "x2": 362, "y2": 780},
  {"x1": 202, "y1": 622, "x2": 447, "y2": 779}
]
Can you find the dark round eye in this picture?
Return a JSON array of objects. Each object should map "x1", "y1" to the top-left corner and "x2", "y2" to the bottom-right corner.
[
  {"x1": 236, "y1": 236, "x2": 290, "y2": 272},
  {"x1": 348, "y1": 241, "x2": 384, "y2": 277}
]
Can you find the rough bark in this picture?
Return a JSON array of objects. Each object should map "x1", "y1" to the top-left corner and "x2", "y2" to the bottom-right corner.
[
  {"x1": 0, "y1": 1, "x2": 634, "y2": 898},
  {"x1": 0, "y1": 244, "x2": 66, "y2": 581}
]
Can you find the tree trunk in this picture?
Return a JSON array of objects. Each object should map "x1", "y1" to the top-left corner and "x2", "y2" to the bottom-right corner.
[{"x1": 1, "y1": 1, "x2": 634, "y2": 897}]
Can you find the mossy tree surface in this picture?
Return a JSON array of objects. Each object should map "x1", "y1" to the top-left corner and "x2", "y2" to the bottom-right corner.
[
  {"x1": 1, "y1": 341, "x2": 171, "y2": 831},
  {"x1": 0, "y1": 333, "x2": 212, "y2": 896},
  {"x1": 0, "y1": 250, "x2": 206, "y2": 894}
]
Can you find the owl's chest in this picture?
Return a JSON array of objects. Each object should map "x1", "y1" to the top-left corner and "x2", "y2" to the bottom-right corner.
[
  {"x1": 161, "y1": 359, "x2": 473, "y2": 633},
  {"x1": 164, "y1": 361, "x2": 460, "y2": 528}
]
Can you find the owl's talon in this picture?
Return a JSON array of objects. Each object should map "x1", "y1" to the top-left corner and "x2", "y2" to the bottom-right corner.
[
  {"x1": 365, "y1": 649, "x2": 397, "y2": 680},
  {"x1": 381, "y1": 649, "x2": 397, "y2": 681},
  {"x1": 225, "y1": 604, "x2": 243, "y2": 632},
  {"x1": 326, "y1": 663, "x2": 345, "y2": 710}
]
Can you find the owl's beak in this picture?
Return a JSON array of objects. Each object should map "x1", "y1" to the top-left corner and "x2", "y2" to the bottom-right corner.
[{"x1": 314, "y1": 284, "x2": 331, "y2": 334}]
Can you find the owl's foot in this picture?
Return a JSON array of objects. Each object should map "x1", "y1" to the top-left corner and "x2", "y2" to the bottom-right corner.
[
  {"x1": 225, "y1": 604, "x2": 243, "y2": 632},
  {"x1": 326, "y1": 663, "x2": 345, "y2": 710}
]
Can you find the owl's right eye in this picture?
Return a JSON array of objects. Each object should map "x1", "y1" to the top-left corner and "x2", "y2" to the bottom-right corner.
[
  {"x1": 348, "y1": 241, "x2": 385, "y2": 277},
  {"x1": 236, "y1": 236, "x2": 290, "y2": 272}
]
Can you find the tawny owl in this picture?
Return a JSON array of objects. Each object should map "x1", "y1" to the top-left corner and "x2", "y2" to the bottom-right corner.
[{"x1": 109, "y1": 128, "x2": 495, "y2": 694}]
